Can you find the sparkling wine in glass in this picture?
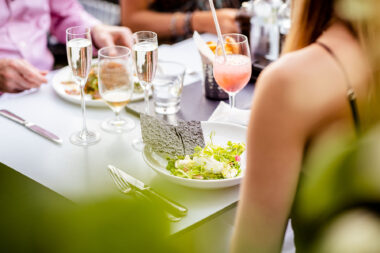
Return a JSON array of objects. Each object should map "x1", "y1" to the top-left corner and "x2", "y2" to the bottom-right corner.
[
  {"x1": 98, "y1": 46, "x2": 135, "y2": 133},
  {"x1": 213, "y1": 33, "x2": 252, "y2": 109},
  {"x1": 131, "y1": 31, "x2": 158, "y2": 150},
  {"x1": 132, "y1": 31, "x2": 158, "y2": 113},
  {"x1": 66, "y1": 26, "x2": 100, "y2": 146}
]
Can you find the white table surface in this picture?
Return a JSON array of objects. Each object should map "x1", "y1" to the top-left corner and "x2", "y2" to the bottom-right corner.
[{"x1": 0, "y1": 34, "x2": 242, "y2": 235}]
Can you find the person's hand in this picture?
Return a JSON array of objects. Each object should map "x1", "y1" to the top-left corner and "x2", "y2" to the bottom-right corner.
[
  {"x1": 193, "y1": 9, "x2": 239, "y2": 34},
  {"x1": 0, "y1": 59, "x2": 47, "y2": 93},
  {"x1": 91, "y1": 24, "x2": 133, "y2": 49},
  {"x1": 215, "y1": 9, "x2": 240, "y2": 34}
]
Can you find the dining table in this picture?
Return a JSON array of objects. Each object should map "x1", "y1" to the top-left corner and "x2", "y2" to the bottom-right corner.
[{"x1": 0, "y1": 34, "x2": 255, "y2": 237}]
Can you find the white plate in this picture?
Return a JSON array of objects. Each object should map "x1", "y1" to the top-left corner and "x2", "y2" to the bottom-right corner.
[
  {"x1": 142, "y1": 121, "x2": 247, "y2": 189},
  {"x1": 52, "y1": 65, "x2": 146, "y2": 107}
]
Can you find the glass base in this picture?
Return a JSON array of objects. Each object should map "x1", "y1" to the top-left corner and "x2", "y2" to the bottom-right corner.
[
  {"x1": 70, "y1": 130, "x2": 100, "y2": 146},
  {"x1": 154, "y1": 104, "x2": 180, "y2": 115},
  {"x1": 101, "y1": 117, "x2": 135, "y2": 133},
  {"x1": 132, "y1": 137, "x2": 145, "y2": 151}
]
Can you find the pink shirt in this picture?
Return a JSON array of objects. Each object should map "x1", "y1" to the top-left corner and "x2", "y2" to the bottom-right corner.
[{"x1": 0, "y1": 0, "x2": 100, "y2": 70}]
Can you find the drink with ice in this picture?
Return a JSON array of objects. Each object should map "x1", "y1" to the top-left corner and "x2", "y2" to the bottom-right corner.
[
  {"x1": 213, "y1": 34, "x2": 251, "y2": 109},
  {"x1": 213, "y1": 54, "x2": 251, "y2": 93}
]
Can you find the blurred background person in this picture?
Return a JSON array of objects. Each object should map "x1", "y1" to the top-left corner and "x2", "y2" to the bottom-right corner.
[
  {"x1": 231, "y1": 0, "x2": 378, "y2": 252},
  {"x1": 121, "y1": 0, "x2": 243, "y2": 42},
  {"x1": 0, "y1": 0, "x2": 132, "y2": 93}
]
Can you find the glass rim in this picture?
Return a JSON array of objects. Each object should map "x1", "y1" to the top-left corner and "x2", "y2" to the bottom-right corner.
[
  {"x1": 66, "y1": 26, "x2": 91, "y2": 36},
  {"x1": 158, "y1": 60, "x2": 186, "y2": 69},
  {"x1": 220, "y1": 33, "x2": 248, "y2": 45},
  {"x1": 98, "y1": 45, "x2": 131, "y2": 59},
  {"x1": 157, "y1": 60, "x2": 186, "y2": 75},
  {"x1": 132, "y1": 31, "x2": 158, "y2": 41}
]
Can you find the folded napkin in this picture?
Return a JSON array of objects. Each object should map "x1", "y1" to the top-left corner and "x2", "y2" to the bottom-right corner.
[
  {"x1": 208, "y1": 101, "x2": 251, "y2": 126},
  {"x1": 193, "y1": 31, "x2": 214, "y2": 63}
]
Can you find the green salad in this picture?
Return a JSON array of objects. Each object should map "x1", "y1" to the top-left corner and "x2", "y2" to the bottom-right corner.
[{"x1": 166, "y1": 134, "x2": 245, "y2": 180}]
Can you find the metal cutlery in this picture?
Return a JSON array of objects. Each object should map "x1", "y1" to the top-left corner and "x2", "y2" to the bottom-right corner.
[
  {"x1": 108, "y1": 168, "x2": 133, "y2": 194},
  {"x1": 107, "y1": 165, "x2": 187, "y2": 219},
  {"x1": 133, "y1": 189, "x2": 182, "y2": 222},
  {"x1": 108, "y1": 166, "x2": 183, "y2": 222},
  {"x1": 108, "y1": 168, "x2": 177, "y2": 221},
  {"x1": 0, "y1": 109, "x2": 62, "y2": 144}
]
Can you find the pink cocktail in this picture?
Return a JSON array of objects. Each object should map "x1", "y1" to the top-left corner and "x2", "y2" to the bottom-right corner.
[
  {"x1": 213, "y1": 54, "x2": 251, "y2": 93},
  {"x1": 213, "y1": 33, "x2": 251, "y2": 109}
]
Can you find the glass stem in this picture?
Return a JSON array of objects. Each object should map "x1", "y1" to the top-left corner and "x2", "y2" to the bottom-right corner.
[
  {"x1": 229, "y1": 94, "x2": 236, "y2": 110},
  {"x1": 144, "y1": 82, "x2": 150, "y2": 114},
  {"x1": 111, "y1": 110, "x2": 122, "y2": 126},
  {"x1": 79, "y1": 85, "x2": 89, "y2": 138},
  {"x1": 115, "y1": 110, "x2": 121, "y2": 121}
]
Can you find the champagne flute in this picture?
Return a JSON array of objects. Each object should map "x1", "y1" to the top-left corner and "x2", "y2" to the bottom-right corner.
[
  {"x1": 213, "y1": 33, "x2": 252, "y2": 109},
  {"x1": 131, "y1": 31, "x2": 158, "y2": 150},
  {"x1": 66, "y1": 26, "x2": 100, "y2": 146},
  {"x1": 98, "y1": 46, "x2": 135, "y2": 133}
]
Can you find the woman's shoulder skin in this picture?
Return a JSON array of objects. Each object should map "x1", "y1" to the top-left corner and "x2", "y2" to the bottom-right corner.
[
  {"x1": 254, "y1": 23, "x2": 369, "y2": 137},
  {"x1": 230, "y1": 22, "x2": 370, "y2": 253}
]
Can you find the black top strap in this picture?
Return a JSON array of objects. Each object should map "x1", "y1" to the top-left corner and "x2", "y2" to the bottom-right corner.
[{"x1": 316, "y1": 41, "x2": 361, "y2": 134}]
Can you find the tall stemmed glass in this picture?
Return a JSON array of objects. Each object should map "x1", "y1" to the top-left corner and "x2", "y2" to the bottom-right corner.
[
  {"x1": 131, "y1": 31, "x2": 158, "y2": 150},
  {"x1": 66, "y1": 26, "x2": 100, "y2": 146},
  {"x1": 98, "y1": 46, "x2": 135, "y2": 133},
  {"x1": 213, "y1": 33, "x2": 252, "y2": 109}
]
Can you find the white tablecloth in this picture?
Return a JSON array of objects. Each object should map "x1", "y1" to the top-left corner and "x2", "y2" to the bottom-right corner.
[{"x1": 0, "y1": 33, "x2": 294, "y2": 251}]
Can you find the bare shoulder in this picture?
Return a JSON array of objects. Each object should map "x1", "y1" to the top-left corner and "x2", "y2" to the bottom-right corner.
[
  {"x1": 255, "y1": 45, "x2": 330, "y2": 110},
  {"x1": 256, "y1": 44, "x2": 329, "y2": 96},
  {"x1": 252, "y1": 44, "x2": 353, "y2": 136},
  {"x1": 255, "y1": 21, "x2": 370, "y2": 120}
]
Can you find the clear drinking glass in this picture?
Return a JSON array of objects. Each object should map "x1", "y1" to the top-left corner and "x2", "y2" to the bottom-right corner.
[
  {"x1": 66, "y1": 26, "x2": 100, "y2": 146},
  {"x1": 153, "y1": 61, "x2": 185, "y2": 114},
  {"x1": 131, "y1": 31, "x2": 158, "y2": 150},
  {"x1": 213, "y1": 33, "x2": 252, "y2": 109},
  {"x1": 98, "y1": 46, "x2": 135, "y2": 133}
]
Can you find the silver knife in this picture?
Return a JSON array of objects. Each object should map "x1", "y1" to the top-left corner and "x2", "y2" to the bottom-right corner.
[
  {"x1": 108, "y1": 165, "x2": 187, "y2": 217},
  {"x1": 0, "y1": 109, "x2": 63, "y2": 144}
]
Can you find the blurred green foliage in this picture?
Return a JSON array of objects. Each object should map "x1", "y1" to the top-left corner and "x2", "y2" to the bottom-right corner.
[
  {"x1": 312, "y1": 209, "x2": 380, "y2": 253},
  {"x1": 292, "y1": 126, "x2": 380, "y2": 252},
  {"x1": 0, "y1": 163, "x2": 178, "y2": 253}
]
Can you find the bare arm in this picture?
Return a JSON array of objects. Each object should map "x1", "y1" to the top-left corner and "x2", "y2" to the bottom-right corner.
[
  {"x1": 120, "y1": 0, "x2": 239, "y2": 38},
  {"x1": 231, "y1": 64, "x2": 309, "y2": 253}
]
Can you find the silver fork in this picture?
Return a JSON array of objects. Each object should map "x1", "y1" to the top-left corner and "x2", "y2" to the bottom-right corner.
[
  {"x1": 107, "y1": 167, "x2": 182, "y2": 222},
  {"x1": 108, "y1": 167, "x2": 132, "y2": 194}
]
